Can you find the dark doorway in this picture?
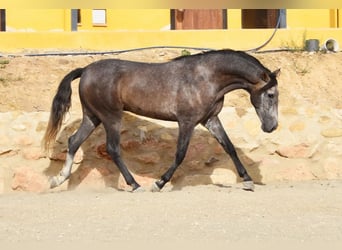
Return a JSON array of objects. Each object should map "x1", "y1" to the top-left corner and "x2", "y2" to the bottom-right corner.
[
  {"x1": 242, "y1": 9, "x2": 285, "y2": 28},
  {"x1": 0, "y1": 9, "x2": 6, "y2": 32},
  {"x1": 171, "y1": 9, "x2": 227, "y2": 30}
]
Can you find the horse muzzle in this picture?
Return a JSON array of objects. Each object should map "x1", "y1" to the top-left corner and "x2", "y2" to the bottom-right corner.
[{"x1": 261, "y1": 122, "x2": 278, "y2": 133}]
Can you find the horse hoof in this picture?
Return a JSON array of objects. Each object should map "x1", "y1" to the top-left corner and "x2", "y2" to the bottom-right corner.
[
  {"x1": 151, "y1": 182, "x2": 161, "y2": 192},
  {"x1": 49, "y1": 177, "x2": 59, "y2": 189},
  {"x1": 132, "y1": 186, "x2": 145, "y2": 193},
  {"x1": 243, "y1": 181, "x2": 255, "y2": 191}
]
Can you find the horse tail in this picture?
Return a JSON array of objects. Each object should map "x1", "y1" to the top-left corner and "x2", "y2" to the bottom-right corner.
[{"x1": 43, "y1": 67, "x2": 84, "y2": 151}]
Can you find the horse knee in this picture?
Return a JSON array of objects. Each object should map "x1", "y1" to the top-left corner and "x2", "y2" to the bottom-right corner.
[{"x1": 106, "y1": 143, "x2": 120, "y2": 159}]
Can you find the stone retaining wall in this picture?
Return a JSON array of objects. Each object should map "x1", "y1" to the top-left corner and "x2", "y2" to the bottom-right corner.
[{"x1": 0, "y1": 105, "x2": 341, "y2": 193}]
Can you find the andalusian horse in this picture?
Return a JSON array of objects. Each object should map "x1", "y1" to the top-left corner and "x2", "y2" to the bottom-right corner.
[{"x1": 43, "y1": 49, "x2": 280, "y2": 192}]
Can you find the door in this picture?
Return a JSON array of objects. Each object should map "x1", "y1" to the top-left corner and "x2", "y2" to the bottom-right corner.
[
  {"x1": 242, "y1": 9, "x2": 280, "y2": 28},
  {"x1": 171, "y1": 9, "x2": 227, "y2": 29},
  {"x1": 0, "y1": 9, "x2": 5, "y2": 31}
]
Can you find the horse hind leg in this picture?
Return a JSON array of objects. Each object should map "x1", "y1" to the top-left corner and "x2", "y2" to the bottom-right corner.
[
  {"x1": 103, "y1": 119, "x2": 143, "y2": 192},
  {"x1": 50, "y1": 114, "x2": 100, "y2": 188}
]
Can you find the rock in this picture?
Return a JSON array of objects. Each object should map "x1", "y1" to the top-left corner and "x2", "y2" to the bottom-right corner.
[
  {"x1": 120, "y1": 139, "x2": 140, "y2": 150},
  {"x1": 185, "y1": 142, "x2": 207, "y2": 162},
  {"x1": 182, "y1": 174, "x2": 213, "y2": 186},
  {"x1": 210, "y1": 168, "x2": 237, "y2": 185},
  {"x1": 160, "y1": 132, "x2": 174, "y2": 141},
  {"x1": 319, "y1": 115, "x2": 331, "y2": 124},
  {"x1": 73, "y1": 149, "x2": 84, "y2": 164},
  {"x1": 243, "y1": 119, "x2": 260, "y2": 137},
  {"x1": 135, "y1": 152, "x2": 160, "y2": 164},
  {"x1": 49, "y1": 149, "x2": 84, "y2": 163},
  {"x1": 305, "y1": 107, "x2": 318, "y2": 118},
  {"x1": 205, "y1": 157, "x2": 220, "y2": 166},
  {"x1": 71, "y1": 166, "x2": 114, "y2": 190},
  {"x1": 14, "y1": 135, "x2": 34, "y2": 146},
  {"x1": 324, "y1": 158, "x2": 342, "y2": 179},
  {"x1": 11, "y1": 124, "x2": 26, "y2": 131},
  {"x1": 12, "y1": 166, "x2": 49, "y2": 192},
  {"x1": 276, "y1": 163, "x2": 317, "y2": 182},
  {"x1": 187, "y1": 160, "x2": 203, "y2": 171},
  {"x1": 325, "y1": 141, "x2": 342, "y2": 156},
  {"x1": 36, "y1": 121, "x2": 47, "y2": 132},
  {"x1": 0, "y1": 146, "x2": 13, "y2": 155},
  {"x1": 96, "y1": 143, "x2": 111, "y2": 160},
  {"x1": 289, "y1": 120, "x2": 306, "y2": 132},
  {"x1": 0, "y1": 168, "x2": 4, "y2": 194},
  {"x1": 0, "y1": 134, "x2": 11, "y2": 146},
  {"x1": 275, "y1": 143, "x2": 317, "y2": 159},
  {"x1": 21, "y1": 147, "x2": 45, "y2": 160},
  {"x1": 281, "y1": 107, "x2": 298, "y2": 115},
  {"x1": 213, "y1": 144, "x2": 224, "y2": 154},
  {"x1": 321, "y1": 128, "x2": 342, "y2": 138},
  {"x1": 235, "y1": 107, "x2": 247, "y2": 117},
  {"x1": 138, "y1": 129, "x2": 146, "y2": 142},
  {"x1": 239, "y1": 141, "x2": 259, "y2": 152}
]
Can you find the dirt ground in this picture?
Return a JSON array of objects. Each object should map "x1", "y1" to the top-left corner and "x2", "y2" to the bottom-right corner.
[
  {"x1": 1, "y1": 48, "x2": 342, "y2": 112},
  {"x1": 0, "y1": 48, "x2": 342, "y2": 244},
  {"x1": 1, "y1": 180, "x2": 342, "y2": 245}
]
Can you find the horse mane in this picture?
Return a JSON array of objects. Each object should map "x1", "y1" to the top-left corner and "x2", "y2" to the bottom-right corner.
[
  {"x1": 171, "y1": 49, "x2": 270, "y2": 73},
  {"x1": 171, "y1": 49, "x2": 271, "y2": 81}
]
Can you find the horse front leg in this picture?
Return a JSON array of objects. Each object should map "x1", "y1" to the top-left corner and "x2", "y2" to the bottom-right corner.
[
  {"x1": 152, "y1": 122, "x2": 195, "y2": 192},
  {"x1": 203, "y1": 116, "x2": 254, "y2": 191}
]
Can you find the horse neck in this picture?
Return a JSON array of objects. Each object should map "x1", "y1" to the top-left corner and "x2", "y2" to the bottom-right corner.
[
  {"x1": 212, "y1": 57, "x2": 265, "y2": 93},
  {"x1": 205, "y1": 60, "x2": 267, "y2": 104}
]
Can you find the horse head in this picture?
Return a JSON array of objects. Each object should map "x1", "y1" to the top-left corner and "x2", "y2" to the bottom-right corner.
[{"x1": 250, "y1": 69, "x2": 280, "y2": 133}]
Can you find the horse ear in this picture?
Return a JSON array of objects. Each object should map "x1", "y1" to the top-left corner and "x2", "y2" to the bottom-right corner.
[
  {"x1": 272, "y1": 68, "x2": 281, "y2": 77},
  {"x1": 261, "y1": 71, "x2": 270, "y2": 83}
]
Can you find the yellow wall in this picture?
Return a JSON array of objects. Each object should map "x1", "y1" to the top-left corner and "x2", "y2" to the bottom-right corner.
[
  {"x1": 78, "y1": 9, "x2": 170, "y2": 30},
  {"x1": 4, "y1": 9, "x2": 341, "y2": 32},
  {"x1": 1, "y1": 29, "x2": 341, "y2": 53},
  {"x1": 5, "y1": 9, "x2": 71, "y2": 31},
  {"x1": 1, "y1": 9, "x2": 342, "y2": 53},
  {"x1": 287, "y1": 9, "x2": 337, "y2": 28}
]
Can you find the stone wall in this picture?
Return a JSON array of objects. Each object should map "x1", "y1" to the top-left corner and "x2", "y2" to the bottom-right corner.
[{"x1": 0, "y1": 105, "x2": 341, "y2": 193}]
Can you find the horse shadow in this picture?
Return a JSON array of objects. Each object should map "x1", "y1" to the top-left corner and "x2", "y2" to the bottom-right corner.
[{"x1": 43, "y1": 112, "x2": 262, "y2": 192}]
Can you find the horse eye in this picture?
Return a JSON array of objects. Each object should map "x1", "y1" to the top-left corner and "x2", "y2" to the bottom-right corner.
[{"x1": 267, "y1": 93, "x2": 274, "y2": 98}]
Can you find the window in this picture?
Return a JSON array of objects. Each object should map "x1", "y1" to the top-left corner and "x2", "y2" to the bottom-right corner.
[{"x1": 92, "y1": 9, "x2": 107, "y2": 26}]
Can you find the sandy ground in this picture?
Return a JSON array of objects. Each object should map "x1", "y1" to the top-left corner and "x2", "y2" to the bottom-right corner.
[
  {"x1": 0, "y1": 181, "x2": 342, "y2": 244},
  {"x1": 0, "y1": 48, "x2": 342, "y2": 244}
]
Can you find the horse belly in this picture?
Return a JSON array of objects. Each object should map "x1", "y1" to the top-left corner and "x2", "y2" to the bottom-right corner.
[{"x1": 122, "y1": 88, "x2": 178, "y2": 121}]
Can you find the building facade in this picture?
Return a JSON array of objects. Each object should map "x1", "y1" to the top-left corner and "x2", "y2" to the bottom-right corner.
[{"x1": 0, "y1": 9, "x2": 341, "y2": 52}]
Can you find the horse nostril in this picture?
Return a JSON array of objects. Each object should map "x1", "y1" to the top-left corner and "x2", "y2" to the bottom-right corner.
[
  {"x1": 271, "y1": 123, "x2": 278, "y2": 132},
  {"x1": 262, "y1": 123, "x2": 278, "y2": 133}
]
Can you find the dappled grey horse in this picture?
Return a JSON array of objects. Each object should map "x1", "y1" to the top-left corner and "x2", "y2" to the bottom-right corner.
[{"x1": 43, "y1": 49, "x2": 280, "y2": 192}]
